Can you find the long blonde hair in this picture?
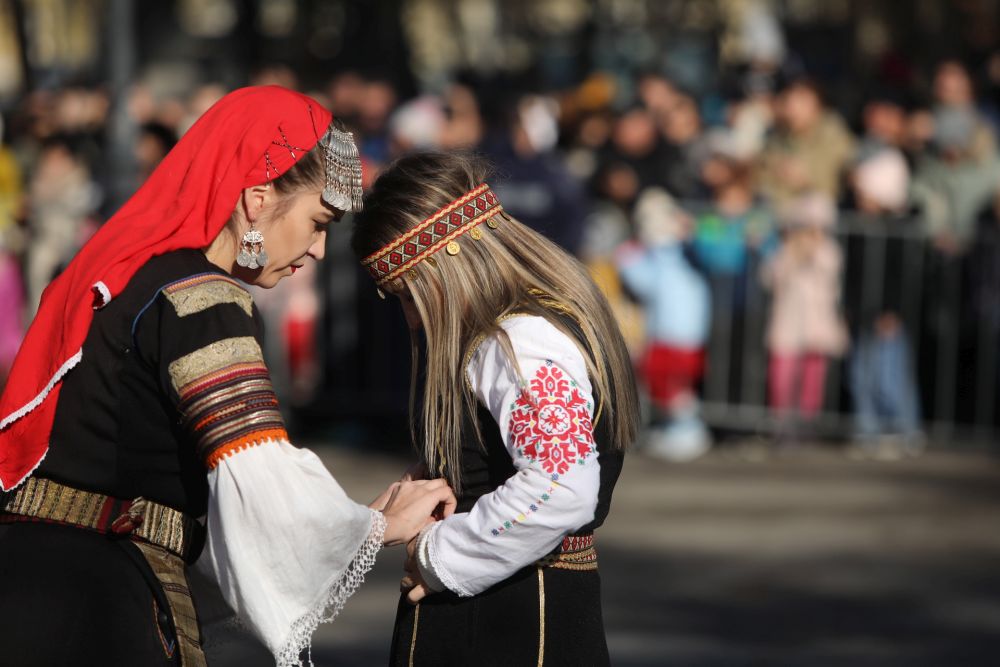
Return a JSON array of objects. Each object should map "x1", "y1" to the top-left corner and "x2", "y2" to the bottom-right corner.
[{"x1": 352, "y1": 152, "x2": 638, "y2": 490}]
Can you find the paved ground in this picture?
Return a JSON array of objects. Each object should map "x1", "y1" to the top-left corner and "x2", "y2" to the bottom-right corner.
[{"x1": 302, "y1": 441, "x2": 1000, "y2": 666}]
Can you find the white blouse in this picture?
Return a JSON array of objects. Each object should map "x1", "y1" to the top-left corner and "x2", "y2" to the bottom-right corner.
[{"x1": 416, "y1": 315, "x2": 601, "y2": 596}]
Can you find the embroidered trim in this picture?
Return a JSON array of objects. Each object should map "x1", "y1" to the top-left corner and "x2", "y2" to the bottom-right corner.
[
  {"x1": 132, "y1": 541, "x2": 207, "y2": 665},
  {"x1": 540, "y1": 552, "x2": 597, "y2": 570},
  {"x1": 361, "y1": 184, "x2": 503, "y2": 286},
  {"x1": 537, "y1": 534, "x2": 598, "y2": 571},
  {"x1": 2, "y1": 477, "x2": 204, "y2": 562},
  {"x1": 204, "y1": 430, "x2": 289, "y2": 470},
  {"x1": 92, "y1": 281, "x2": 112, "y2": 309},
  {"x1": 0, "y1": 349, "x2": 82, "y2": 432},
  {"x1": 408, "y1": 603, "x2": 420, "y2": 667},
  {"x1": 559, "y1": 534, "x2": 594, "y2": 552},
  {"x1": 536, "y1": 567, "x2": 546, "y2": 667},
  {"x1": 168, "y1": 337, "x2": 264, "y2": 392},
  {"x1": 489, "y1": 478, "x2": 560, "y2": 537},
  {"x1": 509, "y1": 361, "x2": 596, "y2": 476},
  {"x1": 152, "y1": 600, "x2": 178, "y2": 659},
  {"x1": 523, "y1": 292, "x2": 606, "y2": 427},
  {"x1": 163, "y1": 274, "x2": 253, "y2": 318},
  {"x1": 0, "y1": 348, "x2": 83, "y2": 491},
  {"x1": 274, "y1": 509, "x2": 385, "y2": 667},
  {"x1": 169, "y1": 337, "x2": 288, "y2": 468}
]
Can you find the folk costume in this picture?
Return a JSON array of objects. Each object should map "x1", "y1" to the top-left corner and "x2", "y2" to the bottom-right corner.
[
  {"x1": 0, "y1": 86, "x2": 375, "y2": 667},
  {"x1": 361, "y1": 186, "x2": 624, "y2": 666}
]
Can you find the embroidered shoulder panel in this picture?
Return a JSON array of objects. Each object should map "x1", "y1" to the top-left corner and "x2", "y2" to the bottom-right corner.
[
  {"x1": 163, "y1": 273, "x2": 253, "y2": 318},
  {"x1": 168, "y1": 336, "x2": 264, "y2": 392},
  {"x1": 508, "y1": 361, "x2": 595, "y2": 476},
  {"x1": 489, "y1": 360, "x2": 596, "y2": 538},
  {"x1": 168, "y1": 336, "x2": 287, "y2": 469}
]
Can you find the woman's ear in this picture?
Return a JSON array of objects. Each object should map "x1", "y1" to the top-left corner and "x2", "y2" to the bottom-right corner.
[{"x1": 241, "y1": 184, "x2": 272, "y2": 223}]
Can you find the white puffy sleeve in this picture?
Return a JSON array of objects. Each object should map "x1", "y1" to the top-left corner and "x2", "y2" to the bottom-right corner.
[
  {"x1": 197, "y1": 442, "x2": 384, "y2": 666},
  {"x1": 144, "y1": 274, "x2": 384, "y2": 666},
  {"x1": 415, "y1": 315, "x2": 600, "y2": 597}
]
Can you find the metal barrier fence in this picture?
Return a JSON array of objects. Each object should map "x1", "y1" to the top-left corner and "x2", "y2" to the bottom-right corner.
[
  {"x1": 695, "y1": 210, "x2": 999, "y2": 446},
  {"x1": 314, "y1": 210, "x2": 1000, "y2": 447}
]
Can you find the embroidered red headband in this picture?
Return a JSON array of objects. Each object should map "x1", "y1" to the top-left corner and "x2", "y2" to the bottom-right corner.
[{"x1": 362, "y1": 183, "x2": 504, "y2": 285}]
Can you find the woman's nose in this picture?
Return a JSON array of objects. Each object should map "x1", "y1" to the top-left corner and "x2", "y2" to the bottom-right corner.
[{"x1": 309, "y1": 231, "x2": 327, "y2": 260}]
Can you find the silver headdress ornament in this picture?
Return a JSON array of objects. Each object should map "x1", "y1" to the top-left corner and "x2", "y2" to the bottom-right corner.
[{"x1": 319, "y1": 125, "x2": 364, "y2": 213}]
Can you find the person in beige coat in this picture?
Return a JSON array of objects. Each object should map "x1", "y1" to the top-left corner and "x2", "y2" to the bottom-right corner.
[{"x1": 756, "y1": 78, "x2": 856, "y2": 207}]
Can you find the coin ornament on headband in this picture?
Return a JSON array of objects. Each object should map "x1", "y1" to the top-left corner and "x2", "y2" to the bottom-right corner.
[
  {"x1": 318, "y1": 125, "x2": 364, "y2": 213},
  {"x1": 361, "y1": 184, "x2": 504, "y2": 286}
]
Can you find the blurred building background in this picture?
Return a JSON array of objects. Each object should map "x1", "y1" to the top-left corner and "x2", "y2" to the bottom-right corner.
[{"x1": 2, "y1": 1, "x2": 1000, "y2": 665}]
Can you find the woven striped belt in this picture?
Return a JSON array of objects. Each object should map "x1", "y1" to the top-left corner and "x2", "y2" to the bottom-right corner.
[
  {"x1": 537, "y1": 533, "x2": 598, "y2": 571},
  {"x1": 0, "y1": 477, "x2": 204, "y2": 563}
]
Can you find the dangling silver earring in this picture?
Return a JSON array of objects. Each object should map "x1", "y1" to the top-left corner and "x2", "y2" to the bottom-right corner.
[{"x1": 236, "y1": 221, "x2": 268, "y2": 269}]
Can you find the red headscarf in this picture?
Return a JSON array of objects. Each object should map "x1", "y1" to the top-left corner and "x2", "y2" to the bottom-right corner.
[{"x1": 0, "y1": 86, "x2": 332, "y2": 490}]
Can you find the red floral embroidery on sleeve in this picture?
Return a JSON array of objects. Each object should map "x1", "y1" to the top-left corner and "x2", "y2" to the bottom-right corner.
[{"x1": 508, "y1": 361, "x2": 595, "y2": 476}]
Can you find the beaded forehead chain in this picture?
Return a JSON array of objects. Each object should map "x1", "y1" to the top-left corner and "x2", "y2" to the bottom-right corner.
[{"x1": 362, "y1": 183, "x2": 504, "y2": 286}]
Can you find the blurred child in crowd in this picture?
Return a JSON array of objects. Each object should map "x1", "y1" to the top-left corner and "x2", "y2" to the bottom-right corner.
[
  {"x1": 693, "y1": 130, "x2": 775, "y2": 404},
  {"x1": 848, "y1": 312, "x2": 923, "y2": 458},
  {"x1": 761, "y1": 193, "x2": 848, "y2": 433},
  {"x1": 846, "y1": 115, "x2": 925, "y2": 458},
  {"x1": 617, "y1": 188, "x2": 712, "y2": 460},
  {"x1": 694, "y1": 130, "x2": 775, "y2": 281}
]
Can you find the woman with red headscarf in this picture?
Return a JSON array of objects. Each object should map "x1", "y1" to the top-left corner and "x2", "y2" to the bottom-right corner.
[{"x1": 0, "y1": 86, "x2": 455, "y2": 666}]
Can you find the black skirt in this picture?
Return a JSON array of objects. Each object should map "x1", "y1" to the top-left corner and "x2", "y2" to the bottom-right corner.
[
  {"x1": 0, "y1": 521, "x2": 181, "y2": 667},
  {"x1": 389, "y1": 565, "x2": 610, "y2": 667}
]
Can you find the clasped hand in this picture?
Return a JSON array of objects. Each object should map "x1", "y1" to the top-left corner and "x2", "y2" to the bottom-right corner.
[
  {"x1": 370, "y1": 472, "x2": 455, "y2": 548},
  {"x1": 372, "y1": 462, "x2": 439, "y2": 604},
  {"x1": 400, "y1": 535, "x2": 431, "y2": 604}
]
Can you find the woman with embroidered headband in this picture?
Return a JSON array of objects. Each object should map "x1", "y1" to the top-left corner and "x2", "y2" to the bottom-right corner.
[
  {"x1": 352, "y1": 151, "x2": 639, "y2": 666},
  {"x1": 0, "y1": 86, "x2": 456, "y2": 666}
]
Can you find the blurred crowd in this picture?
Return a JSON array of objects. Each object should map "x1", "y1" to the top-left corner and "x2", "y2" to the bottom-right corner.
[{"x1": 2, "y1": 51, "x2": 1000, "y2": 460}]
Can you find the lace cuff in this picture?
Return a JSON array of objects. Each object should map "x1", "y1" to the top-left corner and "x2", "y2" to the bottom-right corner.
[{"x1": 275, "y1": 510, "x2": 385, "y2": 666}]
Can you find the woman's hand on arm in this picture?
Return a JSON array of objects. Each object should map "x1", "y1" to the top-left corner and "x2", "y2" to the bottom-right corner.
[
  {"x1": 368, "y1": 482, "x2": 400, "y2": 513},
  {"x1": 379, "y1": 478, "x2": 457, "y2": 547}
]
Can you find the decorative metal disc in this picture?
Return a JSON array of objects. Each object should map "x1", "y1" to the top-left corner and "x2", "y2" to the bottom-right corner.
[
  {"x1": 237, "y1": 249, "x2": 251, "y2": 267},
  {"x1": 470, "y1": 227, "x2": 483, "y2": 240},
  {"x1": 445, "y1": 241, "x2": 461, "y2": 256},
  {"x1": 486, "y1": 216, "x2": 500, "y2": 229},
  {"x1": 248, "y1": 253, "x2": 259, "y2": 270},
  {"x1": 256, "y1": 250, "x2": 268, "y2": 267},
  {"x1": 243, "y1": 229, "x2": 264, "y2": 244}
]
